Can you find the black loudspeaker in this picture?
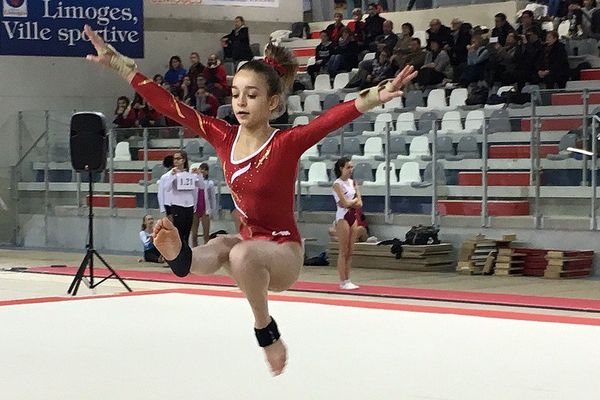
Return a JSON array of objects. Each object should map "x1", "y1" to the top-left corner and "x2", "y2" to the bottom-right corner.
[{"x1": 70, "y1": 112, "x2": 107, "y2": 172}]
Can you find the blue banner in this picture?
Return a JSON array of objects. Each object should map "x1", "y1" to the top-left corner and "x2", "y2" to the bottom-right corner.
[{"x1": 0, "y1": 0, "x2": 144, "y2": 58}]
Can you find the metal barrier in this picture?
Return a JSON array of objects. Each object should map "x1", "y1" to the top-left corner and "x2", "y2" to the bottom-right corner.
[{"x1": 11, "y1": 93, "x2": 600, "y2": 242}]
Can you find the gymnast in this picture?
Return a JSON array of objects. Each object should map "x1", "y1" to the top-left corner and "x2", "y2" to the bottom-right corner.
[{"x1": 83, "y1": 24, "x2": 416, "y2": 376}]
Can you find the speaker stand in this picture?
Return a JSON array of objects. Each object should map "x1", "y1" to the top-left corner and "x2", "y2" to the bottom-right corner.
[{"x1": 67, "y1": 172, "x2": 132, "y2": 296}]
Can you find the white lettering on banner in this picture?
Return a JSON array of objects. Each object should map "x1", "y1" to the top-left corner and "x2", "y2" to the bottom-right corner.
[
  {"x1": 2, "y1": 21, "x2": 52, "y2": 40},
  {"x1": 42, "y1": 1, "x2": 138, "y2": 26},
  {"x1": 176, "y1": 172, "x2": 196, "y2": 191}
]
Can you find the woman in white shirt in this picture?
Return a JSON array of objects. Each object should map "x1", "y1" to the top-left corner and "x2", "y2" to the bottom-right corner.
[
  {"x1": 332, "y1": 157, "x2": 362, "y2": 290},
  {"x1": 163, "y1": 150, "x2": 205, "y2": 246},
  {"x1": 139, "y1": 214, "x2": 164, "y2": 263},
  {"x1": 191, "y1": 162, "x2": 218, "y2": 246}
]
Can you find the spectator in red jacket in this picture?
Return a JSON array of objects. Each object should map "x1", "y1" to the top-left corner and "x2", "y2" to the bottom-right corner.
[
  {"x1": 113, "y1": 96, "x2": 137, "y2": 128},
  {"x1": 203, "y1": 53, "x2": 229, "y2": 104},
  {"x1": 326, "y1": 12, "x2": 345, "y2": 44},
  {"x1": 347, "y1": 8, "x2": 366, "y2": 50}
]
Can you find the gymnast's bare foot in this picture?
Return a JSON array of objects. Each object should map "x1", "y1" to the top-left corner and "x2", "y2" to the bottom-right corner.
[
  {"x1": 264, "y1": 339, "x2": 287, "y2": 376},
  {"x1": 152, "y1": 217, "x2": 181, "y2": 260}
]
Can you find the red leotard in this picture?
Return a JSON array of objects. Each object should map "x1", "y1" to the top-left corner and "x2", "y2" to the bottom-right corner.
[{"x1": 131, "y1": 73, "x2": 362, "y2": 244}]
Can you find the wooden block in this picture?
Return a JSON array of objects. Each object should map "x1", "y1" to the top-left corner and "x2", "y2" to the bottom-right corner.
[
  {"x1": 543, "y1": 268, "x2": 592, "y2": 279},
  {"x1": 482, "y1": 254, "x2": 495, "y2": 274},
  {"x1": 546, "y1": 250, "x2": 594, "y2": 259},
  {"x1": 502, "y1": 234, "x2": 517, "y2": 241}
]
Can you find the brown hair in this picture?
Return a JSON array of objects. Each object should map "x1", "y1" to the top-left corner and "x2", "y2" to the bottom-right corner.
[
  {"x1": 141, "y1": 214, "x2": 152, "y2": 230},
  {"x1": 173, "y1": 150, "x2": 189, "y2": 170},
  {"x1": 237, "y1": 43, "x2": 298, "y2": 118}
]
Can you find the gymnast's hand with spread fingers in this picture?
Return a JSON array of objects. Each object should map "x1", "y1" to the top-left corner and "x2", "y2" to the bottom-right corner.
[{"x1": 152, "y1": 217, "x2": 182, "y2": 261}]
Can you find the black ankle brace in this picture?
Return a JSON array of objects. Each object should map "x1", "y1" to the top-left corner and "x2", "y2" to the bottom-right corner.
[
  {"x1": 254, "y1": 317, "x2": 281, "y2": 347},
  {"x1": 166, "y1": 241, "x2": 192, "y2": 277}
]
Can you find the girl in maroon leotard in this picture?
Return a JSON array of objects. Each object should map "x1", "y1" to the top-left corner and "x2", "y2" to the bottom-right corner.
[{"x1": 83, "y1": 24, "x2": 416, "y2": 376}]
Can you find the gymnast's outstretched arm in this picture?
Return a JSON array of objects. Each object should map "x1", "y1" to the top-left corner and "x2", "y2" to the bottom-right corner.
[{"x1": 83, "y1": 24, "x2": 229, "y2": 145}]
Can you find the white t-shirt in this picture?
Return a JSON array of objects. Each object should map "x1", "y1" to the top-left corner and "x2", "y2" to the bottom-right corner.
[{"x1": 332, "y1": 178, "x2": 356, "y2": 221}]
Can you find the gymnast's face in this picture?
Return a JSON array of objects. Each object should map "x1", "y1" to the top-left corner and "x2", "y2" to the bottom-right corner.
[
  {"x1": 341, "y1": 161, "x2": 354, "y2": 180},
  {"x1": 231, "y1": 70, "x2": 279, "y2": 129}
]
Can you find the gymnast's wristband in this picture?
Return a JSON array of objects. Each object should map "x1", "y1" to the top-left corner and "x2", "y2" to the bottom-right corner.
[
  {"x1": 166, "y1": 240, "x2": 192, "y2": 278},
  {"x1": 254, "y1": 317, "x2": 281, "y2": 347},
  {"x1": 98, "y1": 43, "x2": 138, "y2": 80},
  {"x1": 354, "y1": 79, "x2": 391, "y2": 113}
]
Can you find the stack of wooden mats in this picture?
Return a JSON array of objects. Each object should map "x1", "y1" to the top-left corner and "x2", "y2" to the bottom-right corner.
[
  {"x1": 543, "y1": 250, "x2": 594, "y2": 279},
  {"x1": 327, "y1": 242, "x2": 455, "y2": 271}
]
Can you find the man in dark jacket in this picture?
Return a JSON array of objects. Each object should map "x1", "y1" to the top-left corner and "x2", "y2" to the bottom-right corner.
[
  {"x1": 492, "y1": 13, "x2": 515, "y2": 46},
  {"x1": 516, "y1": 27, "x2": 545, "y2": 89},
  {"x1": 426, "y1": 19, "x2": 453, "y2": 50},
  {"x1": 536, "y1": 31, "x2": 570, "y2": 88},
  {"x1": 448, "y1": 18, "x2": 471, "y2": 79},
  {"x1": 370, "y1": 20, "x2": 398, "y2": 53},
  {"x1": 364, "y1": 3, "x2": 385, "y2": 48}
]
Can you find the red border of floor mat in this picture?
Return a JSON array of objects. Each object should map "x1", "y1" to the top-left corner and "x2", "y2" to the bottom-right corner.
[
  {"x1": 1, "y1": 288, "x2": 599, "y2": 327},
  {"x1": 21, "y1": 266, "x2": 600, "y2": 312}
]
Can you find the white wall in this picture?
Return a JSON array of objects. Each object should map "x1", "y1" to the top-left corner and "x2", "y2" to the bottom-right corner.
[{"x1": 145, "y1": 0, "x2": 303, "y2": 23}]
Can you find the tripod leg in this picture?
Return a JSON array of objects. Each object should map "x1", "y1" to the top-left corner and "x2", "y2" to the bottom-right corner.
[
  {"x1": 93, "y1": 250, "x2": 133, "y2": 292},
  {"x1": 68, "y1": 250, "x2": 92, "y2": 296}
]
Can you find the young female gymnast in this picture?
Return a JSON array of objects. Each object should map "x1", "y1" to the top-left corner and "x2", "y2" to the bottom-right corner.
[
  {"x1": 332, "y1": 157, "x2": 363, "y2": 290},
  {"x1": 83, "y1": 24, "x2": 416, "y2": 376}
]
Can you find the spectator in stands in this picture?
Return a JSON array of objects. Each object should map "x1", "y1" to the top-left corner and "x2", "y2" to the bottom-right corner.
[
  {"x1": 393, "y1": 22, "x2": 414, "y2": 57},
  {"x1": 492, "y1": 13, "x2": 515, "y2": 46},
  {"x1": 113, "y1": 96, "x2": 137, "y2": 128},
  {"x1": 164, "y1": 56, "x2": 187, "y2": 87},
  {"x1": 364, "y1": 3, "x2": 385, "y2": 50},
  {"x1": 346, "y1": 48, "x2": 395, "y2": 89},
  {"x1": 569, "y1": 0, "x2": 600, "y2": 38},
  {"x1": 370, "y1": 20, "x2": 398, "y2": 54},
  {"x1": 517, "y1": 27, "x2": 545, "y2": 88},
  {"x1": 448, "y1": 18, "x2": 471, "y2": 80},
  {"x1": 492, "y1": 32, "x2": 522, "y2": 85},
  {"x1": 180, "y1": 75, "x2": 194, "y2": 103},
  {"x1": 190, "y1": 85, "x2": 219, "y2": 117},
  {"x1": 139, "y1": 215, "x2": 165, "y2": 264},
  {"x1": 426, "y1": 19, "x2": 453, "y2": 50},
  {"x1": 536, "y1": 31, "x2": 570, "y2": 88},
  {"x1": 416, "y1": 38, "x2": 452, "y2": 87},
  {"x1": 459, "y1": 35, "x2": 490, "y2": 87},
  {"x1": 516, "y1": 10, "x2": 542, "y2": 36},
  {"x1": 137, "y1": 103, "x2": 164, "y2": 128},
  {"x1": 203, "y1": 54, "x2": 229, "y2": 104},
  {"x1": 392, "y1": 37, "x2": 426, "y2": 71},
  {"x1": 328, "y1": 27, "x2": 359, "y2": 76},
  {"x1": 191, "y1": 163, "x2": 217, "y2": 247},
  {"x1": 347, "y1": 8, "x2": 366, "y2": 50},
  {"x1": 332, "y1": 157, "x2": 362, "y2": 290},
  {"x1": 152, "y1": 74, "x2": 164, "y2": 85},
  {"x1": 188, "y1": 52, "x2": 205, "y2": 93},
  {"x1": 326, "y1": 12, "x2": 346, "y2": 44},
  {"x1": 307, "y1": 30, "x2": 335, "y2": 85},
  {"x1": 222, "y1": 16, "x2": 254, "y2": 64}
]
